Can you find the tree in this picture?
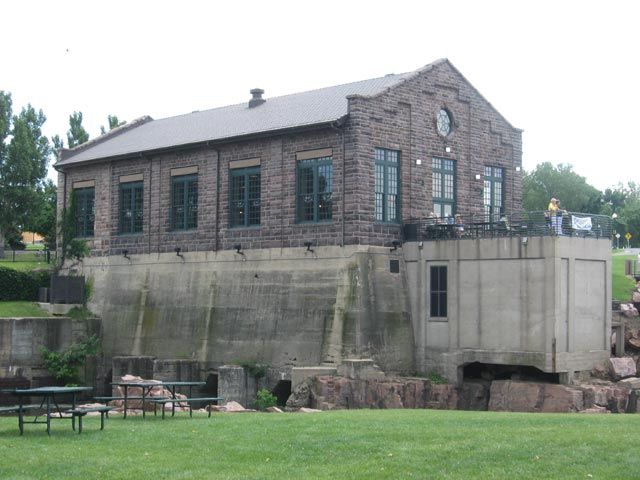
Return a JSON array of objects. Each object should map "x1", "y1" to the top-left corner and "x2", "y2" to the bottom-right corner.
[
  {"x1": 66, "y1": 111, "x2": 89, "y2": 148},
  {"x1": 100, "y1": 114, "x2": 124, "y2": 135},
  {"x1": 26, "y1": 179, "x2": 57, "y2": 249},
  {"x1": 0, "y1": 96, "x2": 51, "y2": 255},
  {"x1": 605, "y1": 182, "x2": 640, "y2": 248},
  {"x1": 522, "y1": 162, "x2": 602, "y2": 213}
]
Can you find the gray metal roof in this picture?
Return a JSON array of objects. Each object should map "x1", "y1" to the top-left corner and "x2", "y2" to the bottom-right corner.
[{"x1": 56, "y1": 70, "x2": 418, "y2": 167}]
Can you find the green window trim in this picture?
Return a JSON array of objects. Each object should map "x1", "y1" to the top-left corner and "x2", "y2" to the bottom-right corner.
[
  {"x1": 171, "y1": 174, "x2": 198, "y2": 231},
  {"x1": 296, "y1": 156, "x2": 333, "y2": 223},
  {"x1": 230, "y1": 167, "x2": 261, "y2": 228},
  {"x1": 374, "y1": 148, "x2": 400, "y2": 223},
  {"x1": 429, "y1": 265, "x2": 448, "y2": 318},
  {"x1": 119, "y1": 181, "x2": 144, "y2": 234},
  {"x1": 432, "y1": 157, "x2": 456, "y2": 219},
  {"x1": 74, "y1": 187, "x2": 95, "y2": 238},
  {"x1": 483, "y1": 166, "x2": 504, "y2": 221}
]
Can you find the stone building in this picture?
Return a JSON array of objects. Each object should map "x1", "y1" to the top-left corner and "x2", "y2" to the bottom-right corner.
[{"x1": 53, "y1": 59, "x2": 610, "y2": 390}]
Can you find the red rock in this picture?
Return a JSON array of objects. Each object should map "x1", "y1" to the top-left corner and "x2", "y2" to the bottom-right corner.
[{"x1": 608, "y1": 357, "x2": 637, "y2": 380}]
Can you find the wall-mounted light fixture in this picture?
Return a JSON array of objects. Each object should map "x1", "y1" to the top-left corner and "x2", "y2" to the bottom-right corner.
[
  {"x1": 390, "y1": 240, "x2": 401, "y2": 252},
  {"x1": 122, "y1": 249, "x2": 130, "y2": 261},
  {"x1": 234, "y1": 244, "x2": 244, "y2": 255},
  {"x1": 475, "y1": 174, "x2": 481, "y2": 180},
  {"x1": 175, "y1": 247, "x2": 184, "y2": 258},
  {"x1": 445, "y1": 146, "x2": 451, "y2": 153},
  {"x1": 515, "y1": 166, "x2": 521, "y2": 172},
  {"x1": 304, "y1": 241, "x2": 314, "y2": 253}
]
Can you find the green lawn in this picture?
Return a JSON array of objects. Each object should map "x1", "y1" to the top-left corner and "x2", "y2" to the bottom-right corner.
[
  {"x1": 0, "y1": 258, "x2": 51, "y2": 272},
  {"x1": 612, "y1": 254, "x2": 637, "y2": 301},
  {"x1": 0, "y1": 301, "x2": 49, "y2": 317},
  {"x1": 0, "y1": 409, "x2": 638, "y2": 479}
]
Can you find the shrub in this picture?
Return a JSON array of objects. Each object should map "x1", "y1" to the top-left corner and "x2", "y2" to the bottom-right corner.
[
  {"x1": 40, "y1": 335, "x2": 101, "y2": 386},
  {"x1": 0, "y1": 266, "x2": 51, "y2": 301},
  {"x1": 254, "y1": 388, "x2": 277, "y2": 411}
]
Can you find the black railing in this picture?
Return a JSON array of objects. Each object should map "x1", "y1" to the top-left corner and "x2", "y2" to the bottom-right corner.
[{"x1": 403, "y1": 211, "x2": 612, "y2": 242}]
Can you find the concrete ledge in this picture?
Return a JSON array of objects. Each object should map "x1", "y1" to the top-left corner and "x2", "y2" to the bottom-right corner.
[{"x1": 37, "y1": 303, "x2": 82, "y2": 315}]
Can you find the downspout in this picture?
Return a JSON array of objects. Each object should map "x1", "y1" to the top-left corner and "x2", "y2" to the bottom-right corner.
[
  {"x1": 147, "y1": 153, "x2": 152, "y2": 254},
  {"x1": 280, "y1": 137, "x2": 285, "y2": 249},
  {"x1": 331, "y1": 119, "x2": 346, "y2": 247},
  {"x1": 408, "y1": 102, "x2": 412, "y2": 221},
  {"x1": 212, "y1": 143, "x2": 220, "y2": 252}
]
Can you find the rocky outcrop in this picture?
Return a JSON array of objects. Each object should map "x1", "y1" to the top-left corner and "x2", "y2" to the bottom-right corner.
[{"x1": 487, "y1": 381, "x2": 584, "y2": 413}]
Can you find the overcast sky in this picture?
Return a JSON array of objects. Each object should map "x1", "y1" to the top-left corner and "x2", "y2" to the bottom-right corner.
[{"x1": 3, "y1": 0, "x2": 638, "y2": 191}]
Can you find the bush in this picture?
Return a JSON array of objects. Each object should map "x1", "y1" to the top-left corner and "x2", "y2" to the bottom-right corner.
[
  {"x1": 40, "y1": 335, "x2": 101, "y2": 386},
  {"x1": 0, "y1": 266, "x2": 51, "y2": 301},
  {"x1": 254, "y1": 388, "x2": 277, "y2": 411}
]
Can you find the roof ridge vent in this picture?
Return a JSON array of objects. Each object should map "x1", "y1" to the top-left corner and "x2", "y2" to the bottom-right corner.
[{"x1": 248, "y1": 88, "x2": 266, "y2": 108}]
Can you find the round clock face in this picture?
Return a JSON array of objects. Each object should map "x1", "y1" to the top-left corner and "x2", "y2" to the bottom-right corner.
[{"x1": 436, "y1": 109, "x2": 451, "y2": 137}]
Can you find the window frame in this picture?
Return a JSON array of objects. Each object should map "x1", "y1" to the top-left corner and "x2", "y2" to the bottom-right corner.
[
  {"x1": 483, "y1": 166, "x2": 504, "y2": 221},
  {"x1": 432, "y1": 157, "x2": 456, "y2": 219},
  {"x1": 119, "y1": 181, "x2": 144, "y2": 235},
  {"x1": 429, "y1": 265, "x2": 448, "y2": 319},
  {"x1": 296, "y1": 156, "x2": 333, "y2": 224},
  {"x1": 74, "y1": 186, "x2": 95, "y2": 238},
  {"x1": 374, "y1": 148, "x2": 401, "y2": 223},
  {"x1": 170, "y1": 174, "x2": 198, "y2": 231},
  {"x1": 229, "y1": 166, "x2": 261, "y2": 228}
]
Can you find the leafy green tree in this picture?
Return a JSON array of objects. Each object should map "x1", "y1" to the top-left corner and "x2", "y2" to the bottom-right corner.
[
  {"x1": 66, "y1": 111, "x2": 89, "y2": 148},
  {"x1": 522, "y1": 162, "x2": 602, "y2": 213},
  {"x1": 0, "y1": 95, "x2": 51, "y2": 255},
  {"x1": 605, "y1": 182, "x2": 640, "y2": 247},
  {"x1": 26, "y1": 179, "x2": 57, "y2": 249},
  {"x1": 100, "y1": 114, "x2": 124, "y2": 135}
]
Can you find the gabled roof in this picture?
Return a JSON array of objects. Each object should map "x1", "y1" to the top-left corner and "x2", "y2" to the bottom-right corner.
[{"x1": 56, "y1": 67, "x2": 423, "y2": 167}]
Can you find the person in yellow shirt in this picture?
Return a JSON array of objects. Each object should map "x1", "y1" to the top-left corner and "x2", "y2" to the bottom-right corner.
[{"x1": 547, "y1": 198, "x2": 563, "y2": 235}]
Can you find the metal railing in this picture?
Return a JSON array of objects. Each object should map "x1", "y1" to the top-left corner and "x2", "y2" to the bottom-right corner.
[
  {"x1": 0, "y1": 248, "x2": 54, "y2": 263},
  {"x1": 403, "y1": 211, "x2": 612, "y2": 242}
]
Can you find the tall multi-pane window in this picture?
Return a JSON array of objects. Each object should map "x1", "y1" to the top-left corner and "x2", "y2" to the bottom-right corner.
[
  {"x1": 374, "y1": 148, "x2": 400, "y2": 222},
  {"x1": 483, "y1": 166, "x2": 504, "y2": 221},
  {"x1": 230, "y1": 167, "x2": 261, "y2": 227},
  {"x1": 297, "y1": 156, "x2": 332, "y2": 223},
  {"x1": 119, "y1": 181, "x2": 144, "y2": 234},
  {"x1": 74, "y1": 187, "x2": 95, "y2": 237},
  {"x1": 432, "y1": 157, "x2": 456, "y2": 218},
  {"x1": 429, "y1": 265, "x2": 448, "y2": 318},
  {"x1": 171, "y1": 174, "x2": 198, "y2": 230}
]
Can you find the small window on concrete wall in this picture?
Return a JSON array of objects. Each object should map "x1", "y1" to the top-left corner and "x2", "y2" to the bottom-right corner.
[{"x1": 429, "y1": 265, "x2": 447, "y2": 318}]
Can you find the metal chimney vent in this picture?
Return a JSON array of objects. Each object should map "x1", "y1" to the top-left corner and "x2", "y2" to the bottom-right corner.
[{"x1": 249, "y1": 88, "x2": 266, "y2": 108}]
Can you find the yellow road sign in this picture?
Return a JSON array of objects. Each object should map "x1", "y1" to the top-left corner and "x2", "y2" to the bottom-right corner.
[{"x1": 625, "y1": 232, "x2": 632, "y2": 241}]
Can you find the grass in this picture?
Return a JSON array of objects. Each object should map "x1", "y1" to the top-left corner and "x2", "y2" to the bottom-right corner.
[
  {"x1": 0, "y1": 409, "x2": 638, "y2": 479},
  {"x1": 0, "y1": 258, "x2": 52, "y2": 272},
  {"x1": 612, "y1": 254, "x2": 637, "y2": 301},
  {"x1": 0, "y1": 301, "x2": 49, "y2": 317}
]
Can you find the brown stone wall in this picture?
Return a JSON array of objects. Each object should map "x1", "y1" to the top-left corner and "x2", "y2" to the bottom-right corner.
[{"x1": 57, "y1": 61, "x2": 522, "y2": 255}]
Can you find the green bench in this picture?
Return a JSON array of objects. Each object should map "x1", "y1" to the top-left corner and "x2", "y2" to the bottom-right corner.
[
  {"x1": 151, "y1": 397, "x2": 224, "y2": 419},
  {"x1": 65, "y1": 406, "x2": 114, "y2": 433},
  {"x1": 0, "y1": 404, "x2": 42, "y2": 415}
]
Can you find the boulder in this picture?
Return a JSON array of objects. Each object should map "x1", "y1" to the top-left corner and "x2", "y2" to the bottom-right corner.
[
  {"x1": 266, "y1": 406, "x2": 283, "y2": 413},
  {"x1": 580, "y1": 406, "x2": 610, "y2": 414},
  {"x1": 578, "y1": 383, "x2": 628, "y2": 412},
  {"x1": 489, "y1": 381, "x2": 584, "y2": 413},
  {"x1": 632, "y1": 291, "x2": 640, "y2": 303},
  {"x1": 299, "y1": 407, "x2": 321, "y2": 413},
  {"x1": 621, "y1": 303, "x2": 639, "y2": 318},
  {"x1": 608, "y1": 357, "x2": 637, "y2": 380},
  {"x1": 457, "y1": 380, "x2": 490, "y2": 411},
  {"x1": 285, "y1": 381, "x2": 311, "y2": 409}
]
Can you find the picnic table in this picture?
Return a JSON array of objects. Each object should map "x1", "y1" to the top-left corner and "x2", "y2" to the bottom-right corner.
[
  {"x1": 5, "y1": 386, "x2": 93, "y2": 435},
  {"x1": 106, "y1": 381, "x2": 207, "y2": 419}
]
